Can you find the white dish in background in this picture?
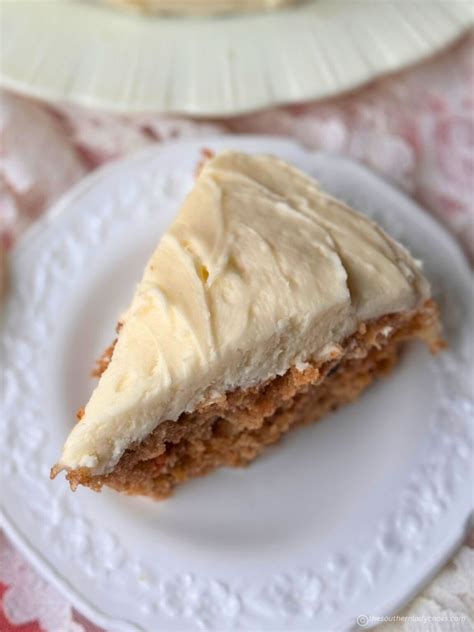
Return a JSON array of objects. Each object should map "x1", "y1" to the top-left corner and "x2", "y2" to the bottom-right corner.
[
  {"x1": 0, "y1": 1, "x2": 472, "y2": 116},
  {"x1": 1, "y1": 136, "x2": 473, "y2": 631}
]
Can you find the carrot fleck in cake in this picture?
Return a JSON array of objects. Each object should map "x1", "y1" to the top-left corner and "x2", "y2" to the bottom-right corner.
[{"x1": 51, "y1": 151, "x2": 444, "y2": 499}]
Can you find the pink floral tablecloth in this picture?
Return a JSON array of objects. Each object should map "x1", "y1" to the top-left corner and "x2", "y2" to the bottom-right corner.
[{"x1": 1, "y1": 32, "x2": 473, "y2": 632}]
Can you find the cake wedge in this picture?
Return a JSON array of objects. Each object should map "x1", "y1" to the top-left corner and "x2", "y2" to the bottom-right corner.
[{"x1": 51, "y1": 151, "x2": 444, "y2": 498}]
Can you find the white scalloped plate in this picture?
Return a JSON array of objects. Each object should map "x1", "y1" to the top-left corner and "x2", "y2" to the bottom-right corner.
[
  {"x1": 1, "y1": 1, "x2": 472, "y2": 115},
  {"x1": 1, "y1": 137, "x2": 473, "y2": 632}
]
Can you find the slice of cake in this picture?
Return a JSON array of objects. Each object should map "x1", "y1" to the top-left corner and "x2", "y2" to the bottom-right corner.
[{"x1": 51, "y1": 151, "x2": 444, "y2": 499}]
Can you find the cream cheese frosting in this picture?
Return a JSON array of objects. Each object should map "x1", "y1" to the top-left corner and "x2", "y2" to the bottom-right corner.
[
  {"x1": 57, "y1": 151, "x2": 430, "y2": 475},
  {"x1": 106, "y1": 0, "x2": 295, "y2": 14}
]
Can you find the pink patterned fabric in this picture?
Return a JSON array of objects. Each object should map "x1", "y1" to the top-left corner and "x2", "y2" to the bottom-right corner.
[{"x1": 0, "y1": 32, "x2": 472, "y2": 632}]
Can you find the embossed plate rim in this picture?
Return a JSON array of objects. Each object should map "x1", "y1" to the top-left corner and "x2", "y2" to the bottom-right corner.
[
  {"x1": 1, "y1": 136, "x2": 473, "y2": 632},
  {"x1": 1, "y1": 1, "x2": 472, "y2": 115}
]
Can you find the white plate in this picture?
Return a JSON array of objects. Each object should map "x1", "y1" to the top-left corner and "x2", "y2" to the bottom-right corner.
[
  {"x1": 1, "y1": 1, "x2": 472, "y2": 116},
  {"x1": 1, "y1": 136, "x2": 473, "y2": 632}
]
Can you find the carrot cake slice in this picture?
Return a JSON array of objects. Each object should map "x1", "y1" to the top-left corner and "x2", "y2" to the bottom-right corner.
[{"x1": 51, "y1": 151, "x2": 444, "y2": 499}]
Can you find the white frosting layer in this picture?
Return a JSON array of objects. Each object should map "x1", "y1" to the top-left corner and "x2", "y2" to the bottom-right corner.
[
  {"x1": 58, "y1": 151, "x2": 430, "y2": 475},
  {"x1": 107, "y1": 0, "x2": 294, "y2": 14}
]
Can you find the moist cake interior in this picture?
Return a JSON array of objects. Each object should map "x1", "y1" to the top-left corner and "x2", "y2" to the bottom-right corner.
[{"x1": 62, "y1": 300, "x2": 443, "y2": 499}]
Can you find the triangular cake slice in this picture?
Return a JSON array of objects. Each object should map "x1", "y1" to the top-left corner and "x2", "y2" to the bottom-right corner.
[{"x1": 52, "y1": 151, "x2": 444, "y2": 498}]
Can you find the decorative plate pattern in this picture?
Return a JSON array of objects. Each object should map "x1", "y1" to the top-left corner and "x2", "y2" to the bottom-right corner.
[
  {"x1": 1, "y1": 1, "x2": 472, "y2": 115},
  {"x1": 1, "y1": 137, "x2": 473, "y2": 631}
]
